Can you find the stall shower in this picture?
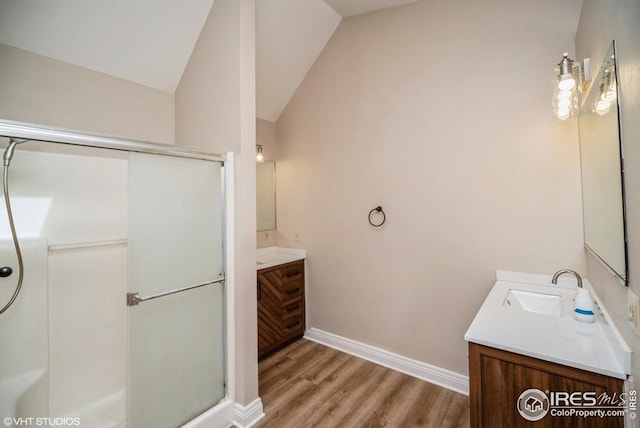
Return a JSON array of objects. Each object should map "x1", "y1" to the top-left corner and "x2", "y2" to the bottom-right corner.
[{"x1": 0, "y1": 121, "x2": 228, "y2": 428}]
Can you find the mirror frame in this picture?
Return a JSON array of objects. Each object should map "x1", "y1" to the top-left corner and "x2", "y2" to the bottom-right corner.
[{"x1": 578, "y1": 40, "x2": 629, "y2": 285}]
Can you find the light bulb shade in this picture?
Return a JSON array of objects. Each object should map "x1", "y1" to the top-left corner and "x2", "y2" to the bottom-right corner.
[
  {"x1": 558, "y1": 75, "x2": 576, "y2": 91},
  {"x1": 553, "y1": 52, "x2": 582, "y2": 120},
  {"x1": 605, "y1": 90, "x2": 617, "y2": 102},
  {"x1": 606, "y1": 86, "x2": 617, "y2": 102},
  {"x1": 557, "y1": 90, "x2": 572, "y2": 100},
  {"x1": 256, "y1": 145, "x2": 264, "y2": 162},
  {"x1": 595, "y1": 100, "x2": 611, "y2": 116},
  {"x1": 552, "y1": 84, "x2": 577, "y2": 120}
]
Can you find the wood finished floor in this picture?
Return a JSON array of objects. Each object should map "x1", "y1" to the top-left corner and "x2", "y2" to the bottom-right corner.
[{"x1": 255, "y1": 339, "x2": 470, "y2": 428}]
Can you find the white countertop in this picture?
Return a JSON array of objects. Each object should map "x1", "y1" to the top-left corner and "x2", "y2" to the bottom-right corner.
[
  {"x1": 465, "y1": 270, "x2": 630, "y2": 380},
  {"x1": 256, "y1": 246, "x2": 306, "y2": 270}
]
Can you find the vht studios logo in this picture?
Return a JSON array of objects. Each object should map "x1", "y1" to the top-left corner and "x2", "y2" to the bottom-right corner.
[{"x1": 517, "y1": 388, "x2": 636, "y2": 421}]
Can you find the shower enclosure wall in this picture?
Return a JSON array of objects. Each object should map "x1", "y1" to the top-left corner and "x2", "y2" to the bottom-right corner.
[{"x1": 0, "y1": 121, "x2": 229, "y2": 428}]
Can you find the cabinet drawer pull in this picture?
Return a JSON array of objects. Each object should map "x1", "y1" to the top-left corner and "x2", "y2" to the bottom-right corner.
[
  {"x1": 285, "y1": 287, "x2": 300, "y2": 295},
  {"x1": 286, "y1": 320, "x2": 301, "y2": 329},
  {"x1": 285, "y1": 269, "x2": 301, "y2": 277},
  {"x1": 285, "y1": 304, "x2": 300, "y2": 312}
]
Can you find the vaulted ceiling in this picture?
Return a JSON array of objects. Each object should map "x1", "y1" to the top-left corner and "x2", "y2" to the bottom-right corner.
[
  {"x1": 0, "y1": 0, "x2": 215, "y2": 92},
  {"x1": 1, "y1": 0, "x2": 585, "y2": 124},
  {"x1": 255, "y1": 0, "x2": 418, "y2": 121},
  {"x1": 0, "y1": 0, "x2": 418, "y2": 122}
]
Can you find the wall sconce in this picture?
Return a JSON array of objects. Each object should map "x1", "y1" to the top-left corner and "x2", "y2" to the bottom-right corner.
[
  {"x1": 553, "y1": 53, "x2": 583, "y2": 121},
  {"x1": 256, "y1": 145, "x2": 264, "y2": 162}
]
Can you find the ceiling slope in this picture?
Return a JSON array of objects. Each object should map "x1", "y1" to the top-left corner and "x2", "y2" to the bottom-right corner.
[
  {"x1": 0, "y1": 0, "x2": 215, "y2": 93},
  {"x1": 256, "y1": 0, "x2": 341, "y2": 121},
  {"x1": 323, "y1": 0, "x2": 417, "y2": 18}
]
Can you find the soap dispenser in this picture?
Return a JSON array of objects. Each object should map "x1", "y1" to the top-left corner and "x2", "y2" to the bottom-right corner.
[
  {"x1": 574, "y1": 288, "x2": 595, "y2": 323},
  {"x1": 551, "y1": 269, "x2": 595, "y2": 323}
]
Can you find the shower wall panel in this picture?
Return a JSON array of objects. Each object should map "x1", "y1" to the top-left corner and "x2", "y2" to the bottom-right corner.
[
  {"x1": 0, "y1": 240, "x2": 48, "y2": 420},
  {"x1": 0, "y1": 148, "x2": 127, "y2": 245},
  {"x1": 48, "y1": 244, "x2": 127, "y2": 423},
  {"x1": 0, "y1": 144, "x2": 129, "y2": 425}
]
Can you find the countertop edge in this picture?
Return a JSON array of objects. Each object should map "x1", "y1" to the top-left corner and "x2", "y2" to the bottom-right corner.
[
  {"x1": 256, "y1": 246, "x2": 306, "y2": 271},
  {"x1": 464, "y1": 335, "x2": 627, "y2": 380},
  {"x1": 256, "y1": 246, "x2": 306, "y2": 258},
  {"x1": 584, "y1": 278, "x2": 632, "y2": 375}
]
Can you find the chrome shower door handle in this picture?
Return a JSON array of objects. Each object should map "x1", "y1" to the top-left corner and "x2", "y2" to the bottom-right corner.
[{"x1": 127, "y1": 276, "x2": 225, "y2": 307}]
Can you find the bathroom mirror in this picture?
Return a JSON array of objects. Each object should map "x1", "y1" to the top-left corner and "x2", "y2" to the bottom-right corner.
[
  {"x1": 256, "y1": 160, "x2": 276, "y2": 231},
  {"x1": 578, "y1": 41, "x2": 628, "y2": 284}
]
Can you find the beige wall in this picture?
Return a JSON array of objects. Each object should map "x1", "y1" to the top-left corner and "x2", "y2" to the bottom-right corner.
[
  {"x1": 257, "y1": 231, "x2": 278, "y2": 249},
  {"x1": 0, "y1": 43, "x2": 174, "y2": 144},
  {"x1": 276, "y1": 0, "x2": 585, "y2": 376},
  {"x1": 176, "y1": 0, "x2": 259, "y2": 407},
  {"x1": 257, "y1": 118, "x2": 278, "y2": 248},
  {"x1": 576, "y1": 0, "x2": 640, "y2": 393},
  {"x1": 175, "y1": 0, "x2": 241, "y2": 152}
]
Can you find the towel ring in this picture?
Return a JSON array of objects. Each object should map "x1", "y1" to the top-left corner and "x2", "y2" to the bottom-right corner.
[{"x1": 368, "y1": 206, "x2": 385, "y2": 227}]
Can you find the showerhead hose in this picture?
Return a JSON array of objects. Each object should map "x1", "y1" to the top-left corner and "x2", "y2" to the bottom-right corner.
[{"x1": 0, "y1": 138, "x2": 27, "y2": 315}]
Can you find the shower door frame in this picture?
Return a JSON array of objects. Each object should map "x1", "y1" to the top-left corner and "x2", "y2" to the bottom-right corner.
[{"x1": 0, "y1": 119, "x2": 237, "y2": 427}]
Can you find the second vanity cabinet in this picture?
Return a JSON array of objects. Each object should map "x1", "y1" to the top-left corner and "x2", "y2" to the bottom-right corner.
[
  {"x1": 469, "y1": 343, "x2": 624, "y2": 428},
  {"x1": 257, "y1": 260, "x2": 305, "y2": 359}
]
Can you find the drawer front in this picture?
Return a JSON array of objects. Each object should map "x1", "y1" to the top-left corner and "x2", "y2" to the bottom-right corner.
[
  {"x1": 281, "y1": 299, "x2": 303, "y2": 322},
  {"x1": 258, "y1": 260, "x2": 304, "y2": 302},
  {"x1": 281, "y1": 315, "x2": 303, "y2": 336},
  {"x1": 280, "y1": 278, "x2": 303, "y2": 299},
  {"x1": 279, "y1": 263, "x2": 303, "y2": 282}
]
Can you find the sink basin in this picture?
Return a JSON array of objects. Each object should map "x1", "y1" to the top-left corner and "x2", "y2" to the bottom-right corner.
[{"x1": 503, "y1": 289, "x2": 562, "y2": 317}]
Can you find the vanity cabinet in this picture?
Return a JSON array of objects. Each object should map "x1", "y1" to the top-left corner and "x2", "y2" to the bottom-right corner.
[
  {"x1": 469, "y1": 343, "x2": 624, "y2": 428},
  {"x1": 257, "y1": 260, "x2": 305, "y2": 359}
]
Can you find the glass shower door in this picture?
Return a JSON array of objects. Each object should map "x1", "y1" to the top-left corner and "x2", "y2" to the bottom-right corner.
[{"x1": 127, "y1": 152, "x2": 225, "y2": 428}]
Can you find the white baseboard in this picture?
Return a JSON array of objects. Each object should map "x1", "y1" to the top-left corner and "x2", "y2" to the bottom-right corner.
[
  {"x1": 233, "y1": 398, "x2": 265, "y2": 428},
  {"x1": 182, "y1": 398, "x2": 234, "y2": 428},
  {"x1": 304, "y1": 327, "x2": 469, "y2": 396}
]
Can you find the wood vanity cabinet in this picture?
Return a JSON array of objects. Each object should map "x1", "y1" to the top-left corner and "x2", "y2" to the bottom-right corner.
[
  {"x1": 257, "y1": 260, "x2": 305, "y2": 359},
  {"x1": 469, "y1": 343, "x2": 624, "y2": 428}
]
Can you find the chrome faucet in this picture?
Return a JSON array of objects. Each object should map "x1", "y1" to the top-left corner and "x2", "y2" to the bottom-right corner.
[{"x1": 551, "y1": 269, "x2": 583, "y2": 288}]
